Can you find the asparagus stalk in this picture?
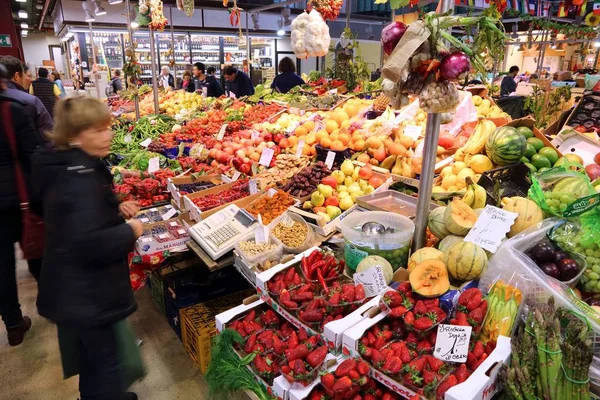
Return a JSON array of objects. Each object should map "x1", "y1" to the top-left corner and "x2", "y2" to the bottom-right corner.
[
  {"x1": 547, "y1": 314, "x2": 562, "y2": 400},
  {"x1": 534, "y1": 308, "x2": 549, "y2": 400}
]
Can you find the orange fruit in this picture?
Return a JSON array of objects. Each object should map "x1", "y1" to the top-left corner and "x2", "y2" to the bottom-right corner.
[
  {"x1": 302, "y1": 145, "x2": 311, "y2": 156},
  {"x1": 287, "y1": 136, "x2": 298, "y2": 147},
  {"x1": 309, "y1": 145, "x2": 317, "y2": 156},
  {"x1": 315, "y1": 130, "x2": 329, "y2": 143},
  {"x1": 331, "y1": 140, "x2": 346, "y2": 151},
  {"x1": 325, "y1": 119, "x2": 339, "y2": 134},
  {"x1": 329, "y1": 132, "x2": 339, "y2": 142},
  {"x1": 305, "y1": 132, "x2": 317, "y2": 145},
  {"x1": 295, "y1": 125, "x2": 308, "y2": 137},
  {"x1": 332, "y1": 110, "x2": 349, "y2": 126},
  {"x1": 339, "y1": 133, "x2": 351, "y2": 146},
  {"x1": 320, "y1": 137, "x2": 332, "y2": 148},
  {"x1": 345, "y1": 104, "x2": 359, "y2": 118},
  {"x1": 353, "y1": 139, "x2": 366, "y2": 151},
  {"x1": 303, "y1": 120, "x2": 315, "y2": 132},
  {"x1": 341, "y1": 120, "x2": 351, "y2": 130}
]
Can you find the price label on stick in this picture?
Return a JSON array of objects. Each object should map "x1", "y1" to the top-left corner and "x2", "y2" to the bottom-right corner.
[
  {"x1": 353, "y1": 266, "x2": 388, "y2": 297},
  {"x1": 216, "y1": 124, "x2": 228, "y2": 140},
  {"x1": 249, "y1": 179, "x2": 259, "y2": 194},
  {"x1": 148, "y1": 157, "x2": 160, "y2": 173},
  {"x1": 124, "y1": 134, "x2": 132, "y2": 143},
  {"x1": 404, "y1": 125, "x2": 422, "y2": 140},
  {"x1": 325, "y1": 151, "x2": 336, "y2": 170},
  {"x1": 251, "y1": 131, "x2": 260, "y2": 142},
  {"x1": 434, "y1": 324, "x2": 472, "y2": 362},
  {"x1": 140, "y1": 138, "x2": 152, "y2": 148},
  {"x1": 464, "y1": 205, "x2": 518, "y2": 253},
  {"x1": 255, "y1": 215, "x2": 269, "y2": 244},
  {"x1": 259, "y1": 148, "x2": 275, "y2": 167},
  {"x1": 280, "y1": 213, "x2": 294, "y2": 227},
  {"x1": 231, "y1": 171, "x2": 241, "y2": 181},
  {"x1": 295, "y1": 140, "x2": 305, "y2": 157}
]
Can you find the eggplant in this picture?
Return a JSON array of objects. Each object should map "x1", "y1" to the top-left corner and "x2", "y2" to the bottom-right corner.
[
  {"x1": 557, "y1": 258, "x2": 580, "y2": 281},
  {"x1": 538, "y1": 262, "x2": 561, "y2": 279},
  {"x1": 554, "y1": 251, "x2": 570, "y2": 263},
  {"x1": 529, "y1": 242, "x2": 556, "y2": 262}
]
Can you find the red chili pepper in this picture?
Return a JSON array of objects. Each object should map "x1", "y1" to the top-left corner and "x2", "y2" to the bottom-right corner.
[
  {"x1": 317, "y1": 269, "x2": 329, "y2": 295},
  {"x1": 308, "y1": 260, "x2": 326, "y2": 280},
  {"x1": 301, "y1": 257, "x2": 309, "y2": 279}
]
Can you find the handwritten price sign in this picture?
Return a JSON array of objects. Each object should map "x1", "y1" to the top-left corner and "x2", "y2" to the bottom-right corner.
[
  {"x1": 434, "y1": 324, "x2": 472, "y2": 362},
  {"x1": 464, "y1": 205, "x2": 517, "y2": 253}
]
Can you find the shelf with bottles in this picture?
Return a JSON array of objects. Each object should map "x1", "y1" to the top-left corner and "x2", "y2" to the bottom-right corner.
[{"x1": 190, "y1": 35, "x2": 220, "y2": 51}]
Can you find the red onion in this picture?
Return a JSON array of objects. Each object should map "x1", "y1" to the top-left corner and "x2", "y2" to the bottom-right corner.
[
  {"x1": 440, "y1": 51, "x2": 471, "y2": 81},
  {"x1": 381, "y1": 21, "x2": 408, "y2": 56}
]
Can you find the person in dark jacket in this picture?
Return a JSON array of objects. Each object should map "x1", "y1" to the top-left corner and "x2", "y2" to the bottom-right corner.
[
  {"x1": 0, "y1": 55, "x2": 53, "y2": 136},
  {"x1": 32, "y1": 95, "x2": 144, "y2": 400},
  {"x1": 223, "y1": 66, "x2": 254, "y2": 98},
  {"x1": 0, "y1": 64, "x2": 40, "y2": 346},
  {"x1": 29, "y1": 67, "x2": 59, "y2": 117},
  {"x1": 271, "y1": 57, "x2": 305, "y2": 94},
  {"x1": 110, "y1": 69, "x2": 124, "y2": 94},
  {"x1": 191, "y1": 62, "x2": 223, "y2": 97},
  {"x1": 500, "y1": 66, "x2": 519, "y2": 97}
]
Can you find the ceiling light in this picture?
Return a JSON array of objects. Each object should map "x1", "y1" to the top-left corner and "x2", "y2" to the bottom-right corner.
[
  {"x1": 92, "y1": 0, "x2": 106, "y2": 16},
  {"x1": 277, "y1": 29, "x2": 285, "y2": 36},
  {"x1": 130, "y1": 21, "x2": 139, "y2": 29},
  {"x1": 82, "y1": 2, "x2": 95, "y2": 22},
  {"x1": 16, "y1": 0, "x2": 26, "y2": 3},
  {"x1": 21, "y1": 31, "x2": 28, "y2": 37},
  {"x1": 108, "y1": 0, "x2": 122, "y2": 4},
  {"x1": 21, "y1": 23, "x2": 28, "y2": 29},
  {"x1": 551, "y1": 43, "x2": 557, "y2": 49},
  {"x1": 36, "y1": 3, "x2": 43, "y2": 9},
  {"x1": 18, "y1": 10, "x2": 28, "y2": 18},
  {"x1": 594, "y1": 41, "x2": 600, "y2": 48}
]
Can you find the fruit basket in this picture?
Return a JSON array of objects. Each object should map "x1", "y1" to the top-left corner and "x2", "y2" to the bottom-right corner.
[{"x1": 477, "y1": 163, "x2": 531, "y2": 207}]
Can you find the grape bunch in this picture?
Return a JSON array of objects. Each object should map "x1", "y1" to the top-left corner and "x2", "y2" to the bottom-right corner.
[
  {"x1": 552, "y1": 224, "x2": 600, "y2": 293},
  {"x1": 543, "y1": 191, "x2": 577, "y2": 214}
]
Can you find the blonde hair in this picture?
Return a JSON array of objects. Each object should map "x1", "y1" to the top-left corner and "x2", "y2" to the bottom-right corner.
[{"x1": 51, "y1": 95, "x2": 111, "y2": 150}]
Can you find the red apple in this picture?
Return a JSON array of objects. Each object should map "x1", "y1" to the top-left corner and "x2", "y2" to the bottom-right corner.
[
  {"x1": 438, "y1": 133, "x2": 455, "y2": 149},
  {"x1": 274, "y1": 133, "x2": 284, "y2": 144},
  {"x1": 321, "y1": 176, "x2": 338, "y2": 189},
  {"x1": 595, "y1": 152, "x2": 600, "y2": 165},
  {"x1": 358, "y1": 164, "x2": 373, "y2": 180},
  {"x1": 232, "y1": 157, "x2": 243, "y2": 170},
  {"x1": 586, "y1": 164, "x2": 600, "y2": 180},
  {"x1": 368, "y1": 175, "x2": 384, "y2": 189},
  {"x1": 239, "y1": 163, "x2": 251, "y2": 174},
  {"x1": 264, "y1": 133, "x2": 273, "y2": 142}
]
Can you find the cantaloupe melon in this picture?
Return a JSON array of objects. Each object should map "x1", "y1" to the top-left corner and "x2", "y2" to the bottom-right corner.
[
  {"x1": 444, "y1": 241, "x2": 488, "y2": 282},
  {"x1": 409, "y1": 260, "x2": 450, "y2": 298},
  {"x1": 437, "y1": 235, "x2": 463, "y2": 254},
  {"x1": 444, "y1": 199, "x2": 477, "y2": 235},
  {"x1": 501, "y1": 197, "x2": 543, "y2": 237},
  {"x1": 428, "y1": 207, "x2": 450, "y2": 239},
  {"x1": 407, "y1": 248, "x2": 444, "y2": 273},
  {"x1": 356, "y1": 256, "x2": 394, "y2": 285}
]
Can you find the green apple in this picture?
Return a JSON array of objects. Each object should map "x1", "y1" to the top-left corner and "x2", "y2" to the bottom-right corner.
[
  {"x1": 326, "y1": 205, "x2": 342, "y2": 220},
  {"x1": 347, "y1": 182, "x2": 362, "y2": 194},
  {"x1": 317, "y1": 184, "x2": 333, "y2": 198},
  {"x1": 311, "y1": 191, "x2": 325, "y2": 207},
  {"x1": 316, "y1": 211, "x2": 331, "y2": 223},
  {"x1": 302, "y1": 201, "x2": 313, "y2": 210},
  {"x1": 337, "y1": 185, "x2": 347, "y2": 192},
  {"x1": 339, "y1": 196, "x2": 354, "y2": 211},
  {"x1": 363, "y1": 185, "x2": 375, "y2": 195},
  {"x1": 352, "y1": 166, "x2": 360, "y2": 181},
  {"x1": 344, "y1": 176, "x2": 354, "y2": 187},
  {"x1": 331, "y1": 170, "x2": 346, "y2": 184},
  {"x1": 340, "y1": 159, "x2": 354, "y2": 176}
]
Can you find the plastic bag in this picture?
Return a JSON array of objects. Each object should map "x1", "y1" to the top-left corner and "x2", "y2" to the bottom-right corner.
[{"x1": 528, "y1": 163, "x2": 599, "y2": 217}]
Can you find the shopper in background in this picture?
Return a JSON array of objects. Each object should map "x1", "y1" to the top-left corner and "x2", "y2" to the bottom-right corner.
[
  {"x1": 32, "y1": 96, "x2": 144, "y2": 400},
  {"x1": 160, "y1": 66, "x2": 174, "y2": 89},
  {"x1": 207, "y1": 66, "x2": 216, "y2": 77},
  {"x1": 0, "y1": 56, "x2": 53, "y2": 138},
  {"x1": 271, "y1": 57, "x2": 304, "y2": 94},
  {"x1": 500, "y1": 66, "x2": 519, "y2": 97},
  {"x1": 223, "y1": 66, "x2": 254, "y2": 98},
  {"x1": 181, "y1": 70, "x2": 192, "y2": 92},
  {"x1": 0, "y1": 64, "x2": 41, "y2": 346},
  {"x1": 110, "y1": 69, "x2": 123, "y2": 94},
  {"x1": 51, "y1": 70, "x2": 67, "y2": 98},
  {"x1": 192, "y1": 62, "x2": 224, "y2": 97},
  {"x1": 29, "y1": 67, "x2": 60, "y2": 117}
]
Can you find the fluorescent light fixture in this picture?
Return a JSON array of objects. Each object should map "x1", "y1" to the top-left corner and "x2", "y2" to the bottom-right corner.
[
  {"x1": 82, "y1": 2, "x2": 95, "y2": 22},
  {"x1": 92, "y1": 0, "x2": 106, "y2": 16},
  {"x1": 108, "y1": 0, "x2": 123, "y2": 4},
  {"x1": 21, "y1": 30, "x2": 28, "y2": 37},
  {"x1": 18, "y1": 10, "x2": 28, "y2": 18},
  {"x1": 21, "y1": 23, "x2": 28, "y2": 29},
  {"x1": 277, "y1": 29, "x2": 285, "y2": 36},
  {"x1": 595, "y1": 41, "x2": 600, "y2": 48},
  {"x1": 130, "y1": 21, "x2": 139, "y2": 29},
  {"x1": 16, "y1": 0, "x2": 26, "y2": 3}
]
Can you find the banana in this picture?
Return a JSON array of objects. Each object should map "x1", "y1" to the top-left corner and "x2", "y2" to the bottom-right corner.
[
  {"x1": 472, "y1": 180, "x2": 487, "y2": 209},
  {"x1": 461, "y1": 119, "x2": 497, "y2": 156},
  {"x1": 462, "y1": 185, "x2": 475, "y2": 207}
]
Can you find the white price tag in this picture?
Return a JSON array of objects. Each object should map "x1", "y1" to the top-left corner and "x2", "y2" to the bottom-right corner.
[
  {"x1": 255, "y1": 227, "x2": 266, "y2": 244},
  {"x1": 314, "y1": 120, "x2": 325, "y2": 132},
  {"x1": 124, "y1": 134, "x2": 132, "y2": 143},
  {"x1": 464, "y1": 205, "x2": 518, "y2": 253},
  {"x1": 414, "y1": 141, "x2": 424, "y2": 158},
  {"x1": 353, "y1": 266, "x2": 388, "y2": 297},
  {"x1": 295, "y1": 140, "x2": 305, "y2": 157},
  {"x1": 216, "y1": 124, "x2": 228, "y2": 140},
  {"x1": 325, "y1": 151, "x2": 336, "y2": 170},
  {"x1": 148, "y1": 157, "x2": 160, "y2": 173},
  {"x1": 404, "y1": 125, "x2": 423, "y2": 140},
  {"x1": 139, "y1": 217, "x2": 150, "y2": 223},
  {"x1": 251, "y1": 131, "x2": 260, "y2": 142},
  {"x1": 162, "y1": 208, "x2": 178, "y2": 221},
  {"x1": 189, "y1": 144, "x2": 204, "y2": 157},
  {"x1": 289, "y1": 107, "x2": 301, "y2": 115},
  {"x1": 249, "y1": 179, "x2": 259, "y2": 194},
  {"x1": 139, "y1": 138, "x2": 152, "y2": 148},
  {"x1": 231, "y1": 171, "x2": 241, "y2": 181},
  {"x1": 434, "y1": 324, "x2": 473, "y2": 363},
  {"x1": 280, "y1": 213, "x2": 294, "y2": 227},
  {"x1": 259, "y1": 148, "x2": 275, "y2": 167}
]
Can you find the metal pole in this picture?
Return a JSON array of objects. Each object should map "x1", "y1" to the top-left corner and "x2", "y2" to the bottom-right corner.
[
  {"x1": 594, "y1": 47, "x2": 600, "y2": 69},
  {"x1": 345, "y1": 0, "x2": 351, "y2": 28},
  {"x1": 148, "y1": 27, "x2": 160, "y2": 114},
  {"x1": 246, "y1": 11, "x2": 250, "y2": 73},
  {"x1": 170, "y1": 5, "x2": 176, "y2": 83},
  {"x1": 88, "y1": 22, "x2": 101, "y2": 98},
  {"x1": 412, "y1": 0, "x2": 453, "y2": 251},
  {"x1": 125, "y1": 0, "x2": 139, "y2": 119}
]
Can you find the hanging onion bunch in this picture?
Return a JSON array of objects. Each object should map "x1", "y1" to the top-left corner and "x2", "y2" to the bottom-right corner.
[
  {"x1": 291, "y1": 9, "x2": 330, "y2": 59},
  {"x1": 380, "y1": 11, "x2": 506, "y2": 117}
]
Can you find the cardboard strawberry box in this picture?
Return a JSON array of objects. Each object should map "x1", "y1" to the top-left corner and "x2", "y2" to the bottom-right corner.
[
  {"x1": 167, "y1": 174, "x2": 228, "y2": 208},
  {"x1": 135, "y1": 217, "x2": 190, "y2": 255}
]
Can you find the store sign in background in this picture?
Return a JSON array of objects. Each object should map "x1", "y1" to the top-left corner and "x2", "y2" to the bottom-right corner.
[{"x1": 0, "y1": 35, "x2": 12, "y2": 48}]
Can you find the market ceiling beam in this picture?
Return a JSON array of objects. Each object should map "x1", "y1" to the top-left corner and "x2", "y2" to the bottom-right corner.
[{"x1": 37, "y1": 0, "x2": 53, "y2": 29}]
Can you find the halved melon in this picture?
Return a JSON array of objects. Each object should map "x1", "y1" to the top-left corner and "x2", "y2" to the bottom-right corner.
[
  {"x1": 407, "y1": 248, "x2": 444, "y2": 273},
  {"x1": 409, "y1": 260, "x2": 450, "y2": 298},
  {"x1": 444, "y1": 199, "x2": 477, "y2": 235}
]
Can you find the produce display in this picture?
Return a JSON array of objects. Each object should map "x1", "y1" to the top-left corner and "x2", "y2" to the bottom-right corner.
[
  {"x1": 245, "y1": 190, "x2": 296, "y2": 225},
  {"x1": 190, "y1": 179, "x2": 250, "y2": 211}
]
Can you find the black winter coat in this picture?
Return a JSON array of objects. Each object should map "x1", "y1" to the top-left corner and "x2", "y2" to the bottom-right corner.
[
  {"x1": 0, "y1": 94, "x2": 41, "y2": 211},
  {"x1": 32, "y1": 147, "x2": 137, "y2": 327}
]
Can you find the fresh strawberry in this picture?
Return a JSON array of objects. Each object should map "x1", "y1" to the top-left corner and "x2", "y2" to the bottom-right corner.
[
  {"x1": 406, "y1": 332, "x2": 418, "y2": 346},
  {"x1": 321, "y1": 372, "x2": 335, "y2": 389},
  {"x1": 371, "y1": 349, "x2": 385, "y2": 367},
  {"x1": 382, "y1": 291, "x2": 404, "y2": 308},
  {"x1": 332, "y1": 376, "x2": 353, "y2": 392},
  {"x1": 280, "y1": 289, "x2": 291, "y2": 303},
  {"x1": 360, "y1": 345, "x2": 372, "y2": 359},
  {"x1": 403, "y1": 371, "x2": 424, "y2": 387},
  {"x1": 285, "y1": 343, "x2": 309, "y2": 361},
  {"x1": 426, "y1": 355, "x2": 444, "y2": 373},
  {"x1": 335, "y1": 358, "x2": 357, "y2": 378},
  {"x1": 463, "y1": 289, "x2": 483, "y2": 311},
  {"x1": 354, "y1": 284, "x2": 366, "y2": 301},
  {"x1": 466, "y1": 352, "x2": 477, "y2": 370},
  {"x1": 305, "y1": 335, "x2": 321, "y2": 348},
  {"x1": 328, "y1": 292, "x2": 341, "y2": 305},
  {"x1": 280, "y1": 365, "x2": 291, "y2": 374},
  {"x1": 389, "y1": 306, "x2": 408, "y2": 319},
  {"x1": 423, "y1": 298, "x2": 440, "y2": 309},
  {"x1": 299, "y1": 309, "x2": 324, "y2": 322},
  {"x1": 414, "y1": 300, "x2": 428, "y2": 316},
  {"x1": 244, "y1": 333, "x2": 257, "y2": 353},
  {"x1": 288, "y1": 331, "x2": 299, "y2": 349},
  {"x1": 281, "y1": 300, "x2": 299, "y2": 309},
  {"x1": 272, "y1": 335, "x2": 287, "y2": 355},
  {"x1": 291, "y1": 291, "x2": 314, "y2": 302},
  {"x1": 417, "y1": 340, "x2": 433, "y2": 354},
  {"x1": 341, "y1": 285, "x2": 356, "y2": 303},
  {"x1": 484, "y1": 340, "x2": 496, "y2": 355},
  {"x1": 427, "y1": 307, "x2": 447, "y2": 323},
  {"x1": 413, "y1": 316, "x2": 434, "y2": 331},
  {"x1": 404, "y1": 311, "x2": 415, "y2": 326},
  {"x1": 452, "y1": 311, "x2": 469, "y2": 326},
  {"x1": 292, "y1": 272, "x2": 302, "y2": 286},
  {"x1": 422, "y1": 369, "x2": 438, "y2": 386},
  {"x1": 472, "y1": 341, "x2": 484, "y2": 358},
  {"x1": 253, "y1": 354, "x2": 271, "y2": 374},
  {"x1": 257, "y1": 330, "x2": 274, "y2": 344},
  {"x1": 243, "y1": 310, "x2": 256, "y2": 323},
  {"x1": 382, "y1": 356, "x2": 403, "y2": 374},
  {"x1": 252, "y1": 343, "x2": 265, "y2": 353},
  {"x1": 471, "y1": 353, "x2": 488, "y2": 371},
  {"x1": 468, "y1": 307, "x2": 485, "y2": 326},
  {"x1": 407, "y1": 356, "x2": 427, "y2": 373},
  {"x1": 364, "y1": 395, "x2": 377, "y2": 400},
  {"x1": 260, "y1": 309, "x2": 279, "y2": 325},
  {"x1": 384, "y1": 394, "x2": 399, "y2": 400},
  {"x1": 436, "y1": 374, "x2": 458, "y2": 398},
  {"x1": 291, "y1": 359, "x2": 307, "y2": 375},
  {"x1": 367, "y1": 332, "x2": 376, "y2": 346},
  {"x1": 284, "y1": 267, "x2": 295, "y2": 283},
  {"x1": 243, "y1": 320, "x2": 262, "y2": 335},
  {"x1": 374, "y1": 335, "x2": 387, "y2": 350},
  {"x1": 306, "y1": 345, "x2": 328, "y2": 368},
  {"x1": 348, "y1": 370, "x2": 361, "y2": 381},
  {"x1": 400, "y1": 345, "x2": 412, "y2": 364},
  {"x1": 479, "y1": 299, "x2": 488, "y2": 316},
  {"x1": 454, "y1": 364, "x2": 470, "y2": 383},
  {"x1": 397, "y1": 282, "x2": 412, "y2": 294},
  {"x1": 356, "y1": 360, "x2": 370, "y2": 376}
]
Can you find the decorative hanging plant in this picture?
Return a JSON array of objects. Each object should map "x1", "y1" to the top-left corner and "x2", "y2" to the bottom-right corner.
[
  {"x1": 504, "y1": 8, "x2": 600, "y2": 39},
  {"x1": 176, "y1": 0, "x2": 194, "y2": 17},
  {"x1": 135, "y1": 3, "x2": 151, "y2": 27},
  {"x1": 306, "y1": 0, "x2": 343, "y2": 21},
  {"x1": 223, "y1": 0, "x2": 244, "y2": 42},
  {"x1": 148, "y1": 0, "x2": 168, "y2": 31}
]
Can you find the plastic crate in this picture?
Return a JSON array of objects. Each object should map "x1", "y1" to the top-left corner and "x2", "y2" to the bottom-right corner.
[
  {"x1": 148, "y1": 270, "x2": 166, "y2": 316},
  {"x1": 477, "y1": 163, "x2": 531, "y2": 207},
  {"x1": 180, "y1": 289, "x2": 255, "y2": 374}
]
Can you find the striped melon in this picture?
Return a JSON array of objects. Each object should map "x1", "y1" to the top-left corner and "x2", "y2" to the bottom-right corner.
[
  {"x1": 444, "y1": 241, "x2": 488, "y2": 282},
  {"x1": 444, "y1": 199, "x2": 477, "y2": 235},
  {"x1": 428, "y1": 207, "x2": 450, "y2": 239},
  {"x1": 485, "y1": 126, "x2": 527, "y2": 166},
  {"x1": 408, "y1": 248, "x2": 444, "y2": 273},
  {"x1": 501, "y1": 196, "x2": 544, "y2": 237},
  {"x1": 437, "y1": 235, "x2": 463, "y2": 254}
]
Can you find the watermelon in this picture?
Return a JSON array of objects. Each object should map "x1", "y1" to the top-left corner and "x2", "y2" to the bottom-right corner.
[{"x1": 485, "y1": 126, "x2": 527, "y2": 166}]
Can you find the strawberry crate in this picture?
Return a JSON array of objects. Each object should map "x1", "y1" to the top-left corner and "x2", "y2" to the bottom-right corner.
[{"x1": 167, "y1": 174, "x2": 227, "y2": 208}]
